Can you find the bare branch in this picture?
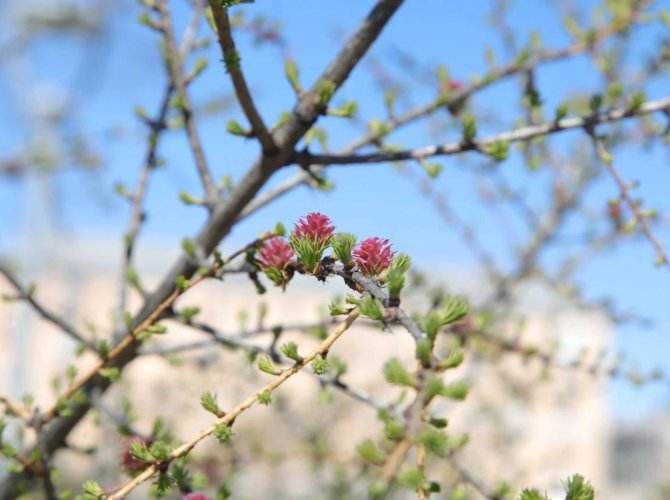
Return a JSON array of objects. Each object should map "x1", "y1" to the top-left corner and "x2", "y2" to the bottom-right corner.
[
  {"x1": 107, "y1": 310, "x2": 361, "y2": 498},
  {"x1": 0, "y1": 262, "x2": 96, "y2": 351},
  {"x1": 208, "y1": 2, "x2": 276, "y2": 154},
  {"x1": 156, "y1": 0, "x2": 218, "y2": 203},
  {"x1": 295, "y1": 96, "x2": 670, "y2": 166},
  {"x1": 591, "y1": 134, "x2": 670, "y2": 271}
]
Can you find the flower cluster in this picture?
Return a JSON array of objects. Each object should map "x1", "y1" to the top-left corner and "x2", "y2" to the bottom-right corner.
[
  {"x1": 256, "y1": 212, "x2": 398, "y2": 287},
  {"x1": 352, "y1": 237, "x2": 394, "y2": 276}
]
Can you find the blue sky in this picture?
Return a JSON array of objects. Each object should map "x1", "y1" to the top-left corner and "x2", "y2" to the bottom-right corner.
[{"x1": 1, "y1": 0, "x2": 669, "y2": 420}]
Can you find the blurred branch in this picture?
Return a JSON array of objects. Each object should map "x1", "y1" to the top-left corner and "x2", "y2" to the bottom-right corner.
[
  {"x1": 0, "y1": 262, "x2": 96, "y2": 351},
  {"x1": 590, "y1": 133, "x2": 670, "y2": 271},
  {"x1": 156, "y1": 0, "x2": 218, "y2": 204},
  {"x1": 208, "y1": 2, "x2": 276, "y2": 154},
  {"x1": 296, "y1": 95, "x2": 670, "y2": 165},
  {"x1": 107, "y1": 310, "x2": 361, "y2": 498}
]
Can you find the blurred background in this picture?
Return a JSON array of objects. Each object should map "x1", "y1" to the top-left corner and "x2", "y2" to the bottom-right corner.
[{"x1": 1, "y1": 0, "x2": 670, "y2": 497}]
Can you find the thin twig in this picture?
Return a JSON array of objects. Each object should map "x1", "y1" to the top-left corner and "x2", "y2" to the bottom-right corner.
[
  {"x1": 296, "y1": 95, "x2": 670, "y2": 166},
  {"x1": 591, "y1": 134, "x2": 670, "y2": 271},
  {"x1": 156, "y1": 0, "x2": 218, "y2": 203},
  {"x1": 107, "y1": 310, "x2": 360, "y2": 498},
  {"x1": 0, "y1": 262, "x2": 96, "y2": 351},
  {"x1": 208, "y1": 2, "x2": 276, "y2": 154}
]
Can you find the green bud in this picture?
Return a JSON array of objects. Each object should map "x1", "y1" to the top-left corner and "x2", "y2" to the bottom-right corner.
[
  {"x1": 383, "y1": 358, "x2": 417, "y2": 387},
  {"x1": 356, "y1": 439, "x2": 385, "y2": 465},
  {"x1": 257, "y1": 390, "x2": 272, "y2": 405},
  {"x1": 213, "y1": 423, "x2": 234, "y2": 444},
  {"x1": 284, "y1": 59, "x2": 301, "y2": 93},
  {"x1": 226, "y1": 119, "x2": 249, "y2": 136},
  {"x1": 461, "y1": 114, "x2": 477, "y2": 143},
  {"x1": 200, "y1": 392, "x2": 222, "y2": 416},
  {"x1": 257, "y1": 356, "x2": 281, "y2": 376},
  {"x1": 311, "y1": 355, "x2": 329, "y2": 375},
  {"x1": 332, "y1": 232, "x2": 357, "y2": 265},
  {"x1": 317, "y1": 79, "x2": 336, "y2": 106},
  {"x1": 280, "y1": 341, "x2": 302, "y2": 362}
]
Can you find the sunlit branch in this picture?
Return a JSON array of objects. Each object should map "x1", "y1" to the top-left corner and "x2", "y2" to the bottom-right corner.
[
  {"x1": 107, "y1": 310, "x2": 361, "y2": 498},
  {"x1": 156, "y1": 0, "x2": 218, "y2": 203},
  {"x1": 295, "y1": 96, "x2": 670, "y2": 166}
]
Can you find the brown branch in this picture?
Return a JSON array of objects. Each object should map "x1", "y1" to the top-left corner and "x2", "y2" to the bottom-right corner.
[
  {"x1": 156, "y1": 0, "x2": 218, "y2": 203},
  {"x1": 591, "y1": 134, "x2": 670, "y2": 271},
  {"x1": 237, "y1": 2, "x2": 653, "y2": 220},
  {"x1": 0, "y1": 2, "x2": 404, "y2": 494},
  {"x1": 107, "y1": 310, "x2": 360, "y2": 498},
  {"x1": 208, "y1": 2, "x2": 276, "y2": 154},
  {"x1": 0, "y1": 263, "x2": 96, "y2": 352},
  {"x1": 296, "y1": 95, "x2": 670, "y2": 166}
]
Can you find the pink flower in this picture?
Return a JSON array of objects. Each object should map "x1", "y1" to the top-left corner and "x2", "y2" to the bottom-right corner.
[
  {"x1": 291, "y1": 212, "x2": 335, "y2": 248},
  {"x1": 447, "y1": 79, "x2": 464, "y2": 91},
  {"x1": 121, "y1": 436, "x2": 150, "y2": 475},
  {"x1": 257, "y1": 237, "x2": 294, "y2": 270},
  {"x1": 353, "y1": 237, "x2": 394, "y2": 276},
  {"x1": 182, "y1": 493, "x2": 212, "y2": 500}
]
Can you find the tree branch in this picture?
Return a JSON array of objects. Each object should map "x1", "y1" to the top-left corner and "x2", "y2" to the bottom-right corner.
[
  {"x1": 107, "y1": 310, "x2": 360, "y2": 498},
  {"x1": 208, "y1": 2, "x2": 276, "y2": 154},
  {"x1": 295, "y1": 96, "x2": 670, "y2": 166},
  {"x1": 0, "y1": 262, "x2": 96, "y2": 351}
]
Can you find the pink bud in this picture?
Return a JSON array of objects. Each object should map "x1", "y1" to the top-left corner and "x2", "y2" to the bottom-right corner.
[
  {"x1": 353, "y1": 237, "x2": 394, "y2": 276},
  {"x1": 257, "y1": 237, "x2": 294, "y2": 271},
  {"x1": 292, "y1": 212, "x2": 335, "y2": 248}
]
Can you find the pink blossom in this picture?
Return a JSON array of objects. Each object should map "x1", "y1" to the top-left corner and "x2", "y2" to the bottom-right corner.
[
  {"x1": 182, "y1": 493, "x2": 212, "y2": 500},
  {"x1": 291, "y1": 212, "x2": 335, "y2": 248},
  {"x1": 257, "y1": 237, "x2": 294, "y2": 270},
  {"x1": 353, "y1": 237, "x2": 394, "y2": 276},
  {"x1": 447, "y1": 79, "x2": 464, "y2": 91}
]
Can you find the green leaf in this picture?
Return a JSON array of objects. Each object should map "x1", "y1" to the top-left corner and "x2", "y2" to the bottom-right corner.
[
  {"x1": 329, "y1": 101, "x2": 358, "y2": 118},
  {"x1": 461, "y1": 114, "x2": 477, "y2": 143},
  {"x1": 355, "y1": 295, "x2": 384, "y2": 321},
  {"x1": 518, "y1": 488, "x2": 550, "y2": 500},
  {"x1": 129, "y1": 439, "x2": 152, "y2": 462},
  {"x1": 201, "y1": 392, "x2": 222, "y2": 416},
  {"x1": 257, "y1": 390, "x2": 272, "y2": 405},
  {"x1": 443, "y1": 381, "x2": 469, "y2": 400},
  {"x1": 441, "y1": 296, "x2": 469, "y2": 325},
  {"x1": 99, "y1": 367, "x2": 120, "y2": 382},
  {"x1": 81, "y1": 480, "x2": 104, "y2": 497},
  {"x1": 442, "y1": 350, "x2": 465, "y2": 370},
  {"x1": 280, "y1": 341, "x2": 302, "y2": 362},
  {"x1": 226, "y1": 119, "x2": 249, "y2": 136},
  {"x1": 332, "y1": 232, "x2": 357, "y2": 265},
  {"x1": 181, "y1": 238, "x2": 197, "y2": 258},
  {"x1": 383, "y1": 359, "x2": 416, "y2": 387},
  {"x1": 383, "y1": 419, "x2": 405, "y2": 441},
  {"x1": 213, "y1": 423, "x2": 234, "y2": 444},
  {"x1": 284, "y1": 59, "x2": 301, "y2": 93},
  {"x1": 356, "y1": 439, "x2": 385, "y2": 465},
  {"x1": 257, "y1": 356, "x2": 281, "y2": 376},
  {"x1": 562, "y1": 474, "x2": 594, "y2": 500},
  {"x1": 223, "y1": 48, "x2": 241, "y2": 73},
  {"x1": 317, "y1": 79, "x2": 336, "y2": 106},
  {"x1": 397, "y1": 467, "x2": 424, "y2": 490},
  {"x1": 418, "y1": 426, "x2": 449, "y2": 457},
  {"x1": 179, "y1": 306, "x2": 201, "y2": 322},
  {"x1": 311, "y1": 355, "x2": 329, "y2": 375},
  {"x1": 149, "y1": 440, "x2": 171, "y2": 461}
]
